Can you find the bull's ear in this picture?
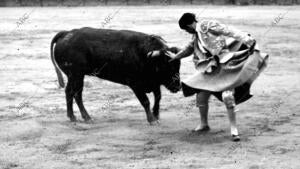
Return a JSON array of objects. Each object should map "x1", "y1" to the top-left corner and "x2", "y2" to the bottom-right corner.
[
  {"x1": 147, "y1": 50, "x2": 161, "y2": 58},
  {"x1": 168, "y1": 47, "x2": 181, "y2": 54}
]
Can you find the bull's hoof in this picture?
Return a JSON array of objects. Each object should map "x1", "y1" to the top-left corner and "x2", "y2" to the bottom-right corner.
[
  {"x1": 231, "y1": 134, "x2": 240, "y2": 142},
  {"x1": 69, "y1": 116, "x2": 77, "y2": 122},
  {"x1": 192, "y1": 126, "x2": 210, "y2": 133},
  {"x1": 153, "y1": 115, "x2": 160, "y2": 121},
  {"x1": 152, "y1": 111, "x2": 160, "y2": 120},
  {"x1": 149, "y1": 120, "x2": 160, "y2": 126},
  {"x1": 83, "y1": 116, "x2": 92, "y2": 122},
  {"x1": 84, "y1": 118, "x2": 94, "y2": 124}
]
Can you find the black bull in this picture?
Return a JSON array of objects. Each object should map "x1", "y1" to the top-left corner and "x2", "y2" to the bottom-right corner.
[{"x1": 50, "y1": 28, "x2": 181, "y2": 124}]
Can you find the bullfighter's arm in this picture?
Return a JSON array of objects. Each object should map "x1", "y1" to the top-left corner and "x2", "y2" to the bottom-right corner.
[{"x1": 168, "y1": 39, "x2": 194, "y2": 62}]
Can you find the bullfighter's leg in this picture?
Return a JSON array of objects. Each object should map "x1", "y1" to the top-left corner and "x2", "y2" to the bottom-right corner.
[
  {"x1": 222, "y1": 90, "x2": 240, "y2": 141},
  {"x1": 152, "y1": 87, "x2": 161, "y2": 120},
  {"x1": 194, "y1": 91, "x2": 211, "y2": 132},
  {"x1": 73, "y1": 75, "x2": 91, "y2": 121},
  {"x1": 131, "y1": 86, "x2": 157, "y2": 125}
]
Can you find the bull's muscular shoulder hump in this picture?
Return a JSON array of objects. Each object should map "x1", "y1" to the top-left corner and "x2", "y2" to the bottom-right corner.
[
  {"x1": 75, "y1": 27, "x2": 148, "y2": 38},
  {"x1": 78, "y1": 28, "x2": 157, "y2": 45},
  {"x1": 64, "y1": 27, "x2": 165, "y2": 51}
]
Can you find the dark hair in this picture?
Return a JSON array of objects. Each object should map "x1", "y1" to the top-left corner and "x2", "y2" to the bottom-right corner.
[{"x1": 178, "y1": 13, "x2": 197, "y2": 30}]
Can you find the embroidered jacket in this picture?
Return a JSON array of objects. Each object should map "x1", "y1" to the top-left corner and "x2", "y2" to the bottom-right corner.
[{"x1": 176, "y1": 20, "x2": 255, "y2": 66}]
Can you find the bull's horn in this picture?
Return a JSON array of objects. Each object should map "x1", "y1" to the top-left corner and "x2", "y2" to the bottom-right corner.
[{"x1": 147, "y1": 50, "x2": 161, "y2": 58}]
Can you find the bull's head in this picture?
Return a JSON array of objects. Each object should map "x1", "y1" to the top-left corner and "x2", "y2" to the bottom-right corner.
[{"x1": 147, "y1": 47, "x2": 181, "y2": 93}]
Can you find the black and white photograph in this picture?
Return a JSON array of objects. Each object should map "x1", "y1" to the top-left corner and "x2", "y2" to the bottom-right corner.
[{"x1": 0, "y1": 0, "x2": 299, "y2": 168}]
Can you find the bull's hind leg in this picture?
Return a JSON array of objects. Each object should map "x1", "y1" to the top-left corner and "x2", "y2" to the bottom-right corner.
[
  {"x1": 71, "y1": 74, "x2": 91, "y2": 121},
  {"x1": 66, "y1": 74, "x2": 91, "y2": 122},
  {"x1": 69, "y1": 74, "x2": 91, "y2": 121},
  {"x1": 65, "y1": 76, "x2": 77, "y2": 122}
]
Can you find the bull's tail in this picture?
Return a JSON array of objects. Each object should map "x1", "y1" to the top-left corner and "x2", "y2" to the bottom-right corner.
[{"x1": 50, "y1": 31, "x2": 68, "y2": 88}]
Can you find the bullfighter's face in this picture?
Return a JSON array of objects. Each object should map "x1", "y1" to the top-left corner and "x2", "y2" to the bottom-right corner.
[{"x1": 184, "y1": 22, "x2": 197, "y2": 34}]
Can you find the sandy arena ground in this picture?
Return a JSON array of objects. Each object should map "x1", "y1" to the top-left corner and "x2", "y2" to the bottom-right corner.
[{"x1": 0, "y1": 5, "x2": 299, "y2": 169}]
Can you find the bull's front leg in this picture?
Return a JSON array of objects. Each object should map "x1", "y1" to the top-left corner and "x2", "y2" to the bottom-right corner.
[
  {"x1": 131, "y1": 86, "x2": 158, "y2": 125},
  {"x1": 152, "y1": 87, "x2": 161, "y2": 120}
]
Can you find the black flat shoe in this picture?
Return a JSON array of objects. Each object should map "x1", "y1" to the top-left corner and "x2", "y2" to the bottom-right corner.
[
  {"x1": 231, "y1": 134, "x2": 240, "y2": 142},
  {"x1": 192, "y1": 126, "x2": 210, "y2": 133}
]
